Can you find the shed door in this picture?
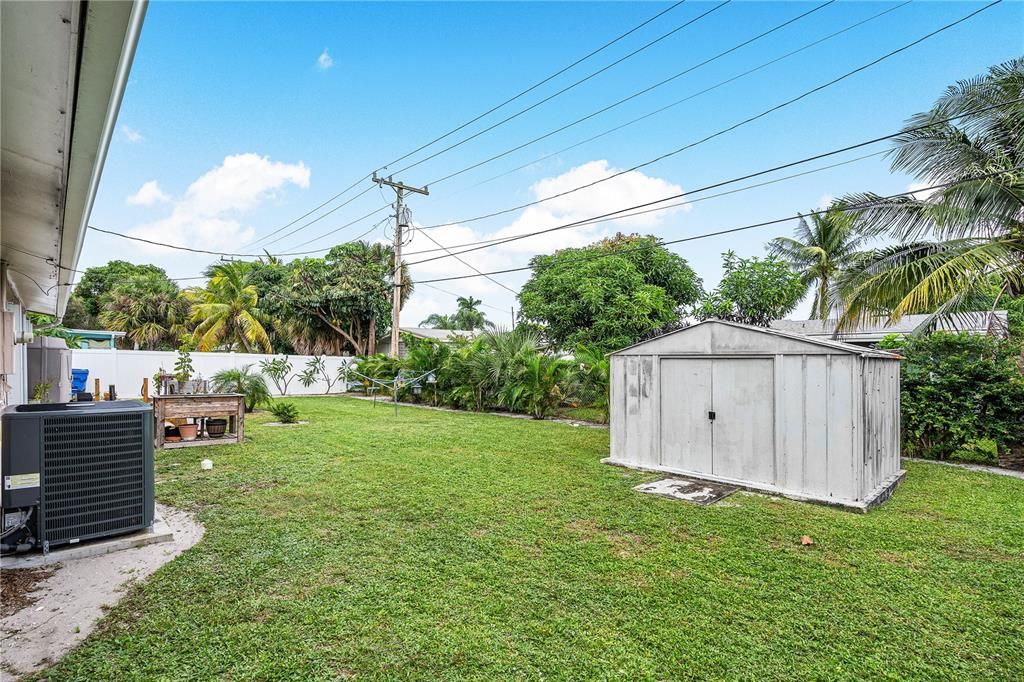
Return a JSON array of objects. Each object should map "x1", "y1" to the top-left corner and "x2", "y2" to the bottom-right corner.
[
  {"x1": 658, "y1": 357, "x2": 775, "y2": 485},
  {"x1": 711, "y1": 358, "x2": 775, "y2": 485},
  {"x1": 660, "y1": 359, "x2": 713, "y2": 473}
]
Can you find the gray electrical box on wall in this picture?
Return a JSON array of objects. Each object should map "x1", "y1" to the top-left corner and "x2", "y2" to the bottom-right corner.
[{"x1": 1, "y1": 400, "x2": 154, "y2": 553}]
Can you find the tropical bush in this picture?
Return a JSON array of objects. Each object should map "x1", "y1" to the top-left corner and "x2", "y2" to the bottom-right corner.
[
  {"x1": 297, "y1": 356, "x2": 341, "y2": 394},
  {"x1": 895, "y1": 332, "x2": 1024, "y2": 462},
  {"x1": 269, "y1": 401, "x2": 301, "y2": 424},
  {"x1": 351, "y1": 328, "x2": 597, "y2": 421},
  {"x1": 211, "y1": 365, "x2": 271, "y2": 412}
]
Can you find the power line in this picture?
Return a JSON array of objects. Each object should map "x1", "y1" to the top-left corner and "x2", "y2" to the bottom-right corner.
[
  {"x1": 374, "y1": 0, "x2": 689, "y2": 174},
  {"x1": 244, "y1": 1, "x2": 689, "y2": 249},
  {"x1": 418, "y1": 282, "x2": 508, "y2": 313},
  {"x1": 403, "y1": 149, "x2": 889, "y2": 259},
  {"x1": 402, "y1": 97, "x2": 1021, "y2": 270},
  {"x1": 412, "y1": 171, "x2": 1012, "y2": 285},
  {"x1": 388, "y1": 2, "x2": 731, "y2": 179},
  {"x1": 414, "y1": 228, "x2": 518, "y2": 295},
  {"x1": 461, "y1": 0, "x2": 910, "y2": 192},
  {"x1": 83, "y1": 94, "x2": 1021, "y2": 262},
  {"x1": 412, "y1": 1, "x2": 1001, "y2": 232},
  {"x1": 425, "y1": 0, "x2": 839, "y2": 188}
]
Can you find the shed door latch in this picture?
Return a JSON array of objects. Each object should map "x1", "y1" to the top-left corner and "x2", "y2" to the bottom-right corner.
[{"x1": 708, "y1": 411, "x2": 716, "y2": 421}]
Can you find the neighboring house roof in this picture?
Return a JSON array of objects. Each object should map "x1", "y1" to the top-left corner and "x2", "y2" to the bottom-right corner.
[
  {"x1": 610, "y1": 319, "x2": 898, "y2": 359},
  {"x1": 400, "y1": 327, "x2": 480, "y2": 342},
  {"x1": 1, "y1": 1, "x2": 146, "y2": 316},
  {"x1": 771, "y1": 311, "x2": 1009, "y2": 343}
]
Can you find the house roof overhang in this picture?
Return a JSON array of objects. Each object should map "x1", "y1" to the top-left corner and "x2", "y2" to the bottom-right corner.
[{"x1": 1, "y1": 0, "x2": 147, "y2": 316}]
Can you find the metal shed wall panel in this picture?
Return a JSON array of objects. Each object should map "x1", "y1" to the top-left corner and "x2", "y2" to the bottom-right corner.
[{"x1": 608, "y1": 321, "x2": 903, "y2": 511}]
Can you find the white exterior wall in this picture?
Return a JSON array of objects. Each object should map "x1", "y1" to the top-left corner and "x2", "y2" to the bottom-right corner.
[
  {"x1": 608, "y1": 321, "x2": 903, "y2": 510},
  {"x1": 70, "y1": 349, "x2": 355, "y2": 398}
]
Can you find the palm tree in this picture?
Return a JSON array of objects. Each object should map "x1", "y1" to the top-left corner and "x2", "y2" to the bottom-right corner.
[
  {"x1": 420, "y1": 313, "x2": 457, "y2": 328},
  {"x1": 99, "y1": 273, "x2": 190, "y2": 350},
  {"x1": 453, "y1": 296, "x2": 495, "y2": 330},
  {"x1": 186, "y1": 262, "x2": 272, "y2": 353},
  {"x1": 768, "y1": 206, "x2": 866, "y2": 320},
  {"x1": 837, "y1": 58, "x2": 1023, "y2": 331},
  {"x1": 420, "y1": 296, "x2": 495, "y2": 330}
]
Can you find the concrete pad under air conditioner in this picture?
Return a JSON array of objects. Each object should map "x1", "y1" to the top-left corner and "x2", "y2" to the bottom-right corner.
[{"x1": 634, "y1": 476, "x2": 737, "y2": 505}]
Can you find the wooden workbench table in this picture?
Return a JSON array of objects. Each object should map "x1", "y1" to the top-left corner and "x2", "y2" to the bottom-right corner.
[{"x1": 152, "y1": 393, "x2": 245, "y2": 449}]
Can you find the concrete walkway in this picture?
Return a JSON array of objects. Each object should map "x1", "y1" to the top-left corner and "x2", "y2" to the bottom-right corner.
[
  {"x1": 903, "y1": 457, "x2": 1024, "y2": 480},
  {"x1": 0, "y1": 505, "x2": 204, "y2": 678}
]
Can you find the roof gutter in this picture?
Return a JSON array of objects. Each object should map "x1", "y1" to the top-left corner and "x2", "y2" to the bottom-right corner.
[{"x1": 56, "y1": 0, "x2": 148, "y2": 316}]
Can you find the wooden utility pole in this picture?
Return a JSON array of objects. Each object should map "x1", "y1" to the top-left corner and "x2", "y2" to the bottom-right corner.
[{"x1": 372, "y1": 173, "x2": 428, "y2": 358}]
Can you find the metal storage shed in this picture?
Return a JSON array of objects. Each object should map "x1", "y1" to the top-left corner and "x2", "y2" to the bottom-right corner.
[{"x1": 606, "y1": 320, "x2": 904, "y2": 511}]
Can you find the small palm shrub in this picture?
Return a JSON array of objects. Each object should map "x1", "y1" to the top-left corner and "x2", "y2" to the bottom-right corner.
[
  {"x1": 211, "y1": 365, "x2": 271, "y2": 412},
  {"x1": 500, "y1": 352, "x2": 572, "y2": 420},
  {"x1": 269, "y1": 401, "x2": 300, "y2": 424}
]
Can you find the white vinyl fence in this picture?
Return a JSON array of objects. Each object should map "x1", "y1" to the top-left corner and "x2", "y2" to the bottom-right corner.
[{"x1": 70, "y1": 349, "x2": 356, "y2": 398}]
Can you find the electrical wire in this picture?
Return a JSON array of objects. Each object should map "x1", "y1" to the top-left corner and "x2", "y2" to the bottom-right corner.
[
  {"x1": 459, "y1": 0, "x2": 910, "y2": 192},
  {"x1": 412, "y1": 1, "x2": 1002, "y2": 232},
  {"x1": 418, "y1": 282, "x2": 509, "y2": 313},
  {"x1": 389, "y1": 2, "x2": 732, "y2": 178},
  {"x1": 425, "y1": 0, "x2": 840, "y2": 187},
  {"x1": 244, "y1": 1, "x2": 689, "y2": 248},
  {"x1": 83, "y1": 93, "x2": 1021, "y2": 262},
  {"x1": 414, "y1": 228, "x2": 519, "y2": 294},
  {"x1": 412, "y1": 171, "x2": 1013, "y2": 285}
]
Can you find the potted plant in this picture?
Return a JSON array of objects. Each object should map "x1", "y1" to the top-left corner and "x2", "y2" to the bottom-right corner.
[
  {"x1": 206, "y1": 418, "x2": 227, "y2": 438},
  {"x1": 31, "y1": 381, "x2": 53, "y2": 404},
  {"x1": 173, "y1": 341, "x2": 196, "y2": 394},
  {"x1": 178, "y1": 420, "x2": 198, "y2": 441}
]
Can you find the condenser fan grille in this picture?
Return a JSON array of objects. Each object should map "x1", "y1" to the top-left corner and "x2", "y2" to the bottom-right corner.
[{"x1": 41, "y1": 412, "x2": 147, "y2": 544}]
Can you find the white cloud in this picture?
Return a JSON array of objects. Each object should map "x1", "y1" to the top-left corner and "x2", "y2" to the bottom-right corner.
[
  {"x1": 127, "y1": 153, "x2": 310, "y2": 252},
  {"x1": 317, "y1": 48, "x2": 334, "y2": 71},
  {"x1": 816, "y1": 194, "x2": 835, "y2": 210},
  {"x1": 907, "y1": 181, "x2": 939, "y2": 200},
  {"x1": 121, "y1": 125, "x2": 144, "y2": 143},
  {"x1": 126, "y1": 180, "x2": 170, "y2": 206},
  {"x1": 404, "y1": 160, "x2": 685, "y2": 327}
]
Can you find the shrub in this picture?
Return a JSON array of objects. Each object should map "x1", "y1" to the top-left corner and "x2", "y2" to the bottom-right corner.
[
  {"x1": 211, "y1": 365, "x2": 271, "y2": 412},
  {"x1": 569, "y1": 345, "x2": 610, "y2": 423},
  {"x1": 260, "y1": 356, "x2": 294, "y2": 395},
  {"x1": 269, "y1": 401, "x2": 300, "y2": 424},
  {"x1": 899, "y1": 332, "x2": 1024, "y2": 460}
]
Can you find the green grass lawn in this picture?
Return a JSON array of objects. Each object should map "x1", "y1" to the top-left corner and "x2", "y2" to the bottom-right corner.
[{"x1": 42, "y1": 397, "x2": 1024, "y2": 681}]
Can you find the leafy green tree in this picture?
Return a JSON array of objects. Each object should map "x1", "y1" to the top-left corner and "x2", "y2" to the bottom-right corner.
[
  {"x1": 99, "y1": 272, "x2": 191, "y2": 350},
  {"x1": 66, "y1": 260, "x2": 169, "y2": 328},
  {"x1": 893, "y1": 332, "x2": 1024, "y2": 462},
  {"x1": 518, "y1": 234, "x2": 702, "y2": 352},
  {"x1": 244, "y1": 256, "x2": 295, "y2": 354},
  {"x1": 186, "y1": 262, "x2": 271, "y2": 353},
  {"x1": 695, "y1": 251, "x2": 804, "y2": 326},
  {"x1": 768, "y1": 206, "x2": 865, "y2": 320},
  {"x1": 283, "y1": 242, "x2": 412, "y2": 355},
  {"x1": 838, "y1": 58, "x2": 1024, "y2": 332}
]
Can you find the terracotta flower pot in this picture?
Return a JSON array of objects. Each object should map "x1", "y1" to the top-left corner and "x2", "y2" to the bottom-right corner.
[{"x1": 178, "y1": 424, "x2": 199, "y2": 441}]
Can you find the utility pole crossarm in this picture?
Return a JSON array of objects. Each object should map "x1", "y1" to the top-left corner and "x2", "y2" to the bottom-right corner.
[{"x1": 373, "y1": 173, "x2": 428, "y2": 358}]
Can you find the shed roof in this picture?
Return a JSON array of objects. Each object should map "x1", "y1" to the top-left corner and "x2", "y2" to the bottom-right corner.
[{"x1": 611, "y1": 320, "x2": 899, "y2": 358}]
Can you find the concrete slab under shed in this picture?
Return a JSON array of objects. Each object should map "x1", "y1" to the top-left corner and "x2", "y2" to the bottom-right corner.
[{"x1": 634, "y1": 477, "x2": 738, "y2": 505}]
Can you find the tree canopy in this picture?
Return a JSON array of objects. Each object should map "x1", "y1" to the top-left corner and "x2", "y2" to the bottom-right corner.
[
  {"x1": 518, "y1": 234, "x2": 702, "y2": 352},
  {"x1": 421, "y1": 296, "x2": 495, "y2": 330},
  {"x1": 64, "y1": 260, "x2": 173, "y2": 329},
  {"x1": 695, "y1": 251, "x2": 804, "y2": 327}
]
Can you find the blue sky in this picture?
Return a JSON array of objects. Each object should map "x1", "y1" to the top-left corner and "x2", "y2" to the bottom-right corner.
[{"x1": 85, "y1": 0, "x2": 1024, "y2": 327}]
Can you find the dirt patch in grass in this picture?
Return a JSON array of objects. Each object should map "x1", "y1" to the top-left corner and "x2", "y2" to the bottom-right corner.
[{"x1": 1, "y1": 566, "x2": 57, "y2": 617}]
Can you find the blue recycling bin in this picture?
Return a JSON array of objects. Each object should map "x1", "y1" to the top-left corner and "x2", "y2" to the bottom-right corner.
[{"x1": 71, "y1": 368, "x2": 89, "y2": 394}]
